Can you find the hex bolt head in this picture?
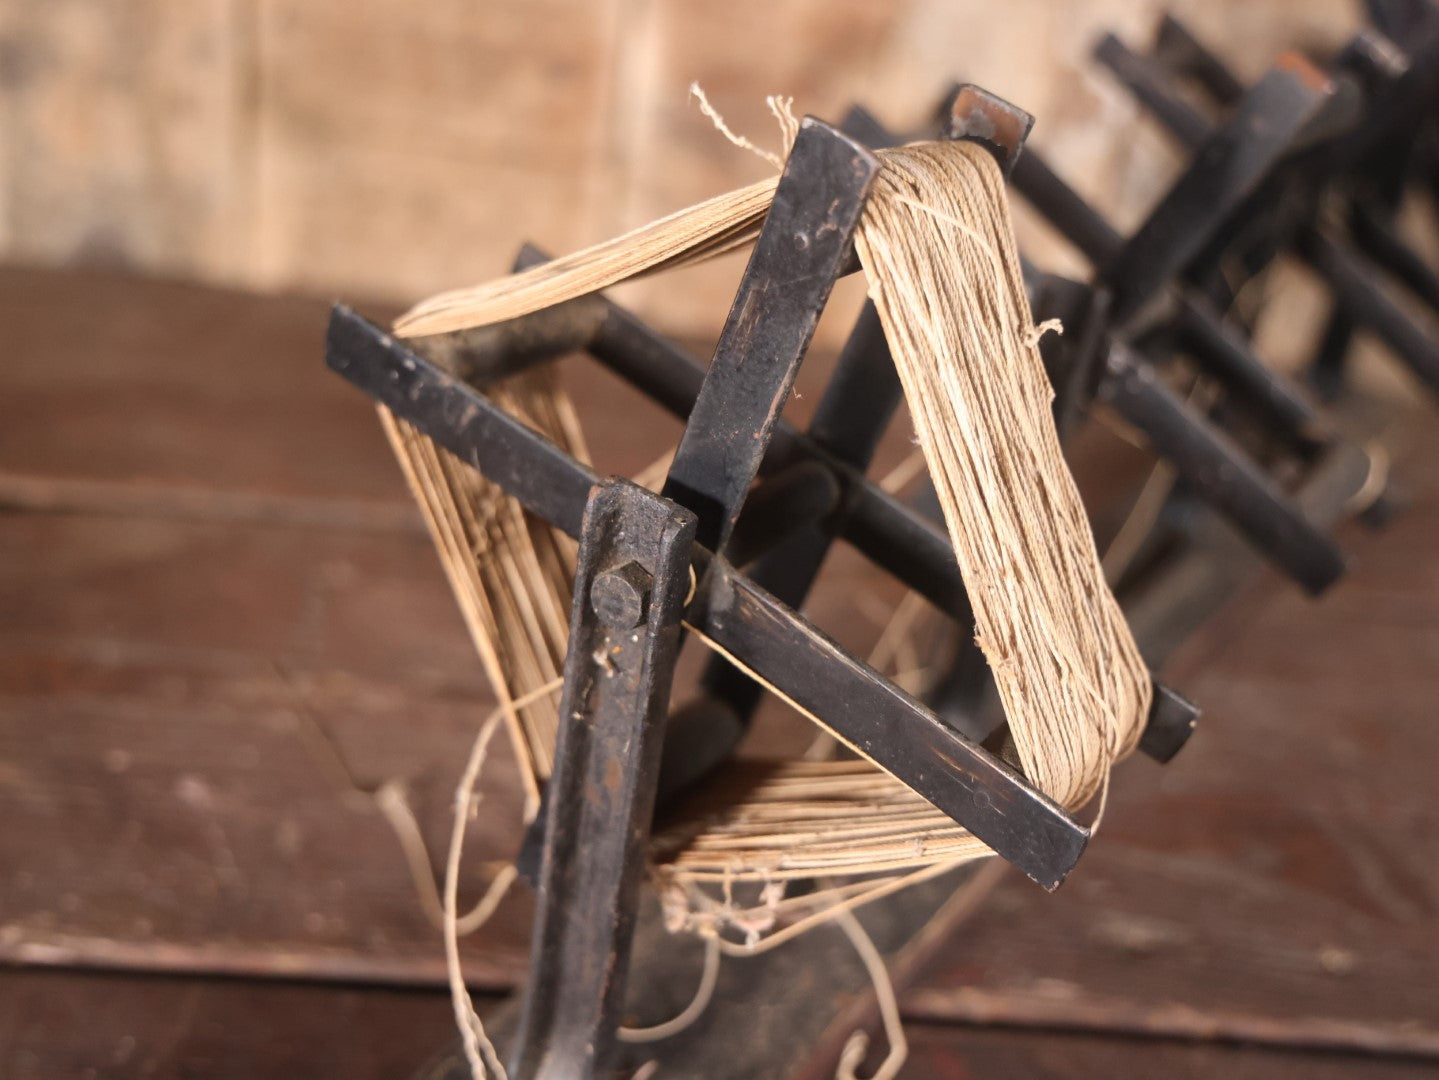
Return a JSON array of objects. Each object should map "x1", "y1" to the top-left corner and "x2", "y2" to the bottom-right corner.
[{"x1": 590, "y1": 560, "x2": 652, "y2": 630}]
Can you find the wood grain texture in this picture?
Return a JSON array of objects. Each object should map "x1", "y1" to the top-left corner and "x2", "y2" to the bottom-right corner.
[
  {"x1": 247, "y1": 0, "x2": 615, "y2": 299},
  {"x1": 900, "y1": 410, "x2": 1439, "y2": 1057},
  {"x1": 0, "y1": 1, "x2": 247, "y2": 277},
  {"x1": 900, "y1": 1024, "x2": 1439, "y2": 1079},
  {"x1": 0, "y1": 267, "x2": 527, "y2": 987},
  {"x1": 4, "y1": 969, "x2": 1436, "y2": 1079},
  {"x1": 0, "y1": 251, "x2": 1433, "y2": 1075},
  {"x1": 0, "y1": 509, "x2": 536, "y2": 988},
  {"x1": 0, "y1": 0, "x2": 1358, "y2": 345},
  {"x1": 0, "y1": 265, "x2": 901, "y2": 995},
  {"x1": 0, "y1": 969, "x2": 471, "y2": 1080}
]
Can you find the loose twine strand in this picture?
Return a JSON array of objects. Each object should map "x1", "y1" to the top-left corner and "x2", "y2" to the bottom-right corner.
[{"x1": 379, "y1": 92, "x2": 1151, "y2": 1079}]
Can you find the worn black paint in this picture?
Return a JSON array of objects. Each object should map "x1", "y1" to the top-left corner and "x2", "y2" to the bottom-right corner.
[
  {"x1": 661, "y1": 117, "x2": 880, "y2": 553},
  {"x1": 510, "y1": 481, "x2": 696, "y2": 1079},
  {"x1": 324, "y1": 307, "x2": 1091, "y2": 888}
]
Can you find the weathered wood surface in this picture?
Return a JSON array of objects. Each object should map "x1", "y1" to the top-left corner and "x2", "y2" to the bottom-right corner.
[
  {"x1": 898, "y1": 1024, "x2": 1439, "y2": 1078},
  {"x1": 0, "y1": 968, "x2": 468, "y2": 1080},
  {"x1": 6, "y1": 969, "x2": 1438, "y2": 1080},
  {"x1": 900, "y1": 416, "x2": 1439, "y2": 1060},
  {"x1": 3, "y1": 264, "x2": 1437, "y2": 1077},
  {"x1": 0, "y1": 267, "x2": 532, "y2": 988},
  {"x1": 0, "y1": 266, "x2": 403, "y2": 499}
]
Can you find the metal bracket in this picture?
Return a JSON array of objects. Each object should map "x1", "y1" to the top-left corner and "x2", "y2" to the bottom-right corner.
[
  {"x1": 1096, "y1": 20, "x2": 1439, "y2": 398},
  {"x1": 662, "y1": 117, "x2": 879, "y2": 554},
  {"x1": 1101, "y1": 55, "x2": 1336, "y2": 322},
  {"x1": 326, "y1": 305, "x2": 1091, "y2": 889},
  {"x1": 1097, "y1": 340, "x2": 1346, "y2": 595},
  {"x1": 944, "y1": 84, "x2": 1035, "y2": 176},
  {"x1": 509, "y1": 480, "x2": 696, "y2": 1079},
  {"x1": 1006, "y1": 120, "x2": 1358, "y2": 593}
]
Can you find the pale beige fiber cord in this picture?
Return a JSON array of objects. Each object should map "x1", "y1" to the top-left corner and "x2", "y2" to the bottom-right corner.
[
  {"x1": 394, "y1": 180, "x2": 777, "y2": 338},
  {"x1": 853, "y1": 141, "x2": 1149, "y2": 808},
  {"x1": 394, "y1": 87, "x2": 786, "y2": 340},
  {"x1": 378, "y1": 367, "x2": 587, "y2": 813}
]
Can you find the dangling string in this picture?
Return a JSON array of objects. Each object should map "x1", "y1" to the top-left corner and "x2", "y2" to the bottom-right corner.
[
  {"x1": 445, "y1": 677, "x2": 566, "y2": 1080},
  {"x1": 833, "y1": 906, "x2": 907, "y2": 1080}
]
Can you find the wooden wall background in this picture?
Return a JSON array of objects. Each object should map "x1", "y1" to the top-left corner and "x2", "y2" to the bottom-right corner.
[{"x1": 0, "y1": 0, "x2": 1355, "y2": 344}]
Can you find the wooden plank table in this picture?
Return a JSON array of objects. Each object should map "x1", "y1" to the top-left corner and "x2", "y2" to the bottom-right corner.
[
  {"x1": 1, "y1": 265, "x2": 1436, "y2": 1076},
  {"x1": 0, "y1": 266, "x2": 534, "y2": 991}
]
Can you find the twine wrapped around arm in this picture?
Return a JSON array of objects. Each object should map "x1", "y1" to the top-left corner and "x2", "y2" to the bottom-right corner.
[
  {"x1": 853, "y1": 141, "x2": 1150, "y2": 809},
  {"x1": 392, "y1": 137, "x2": 1150, "y2": 832}
]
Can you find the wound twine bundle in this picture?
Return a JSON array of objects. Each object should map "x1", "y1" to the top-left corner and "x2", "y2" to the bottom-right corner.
[
  {"x1": 854, "y1": 142, "x2": 1149, "y2": 807},
  {"x1": 383, "y1": 129, "x2": 1150, "y2": 947},
  {"x1": 377, "y1": 367, "x2": 588, "y2": 814}
]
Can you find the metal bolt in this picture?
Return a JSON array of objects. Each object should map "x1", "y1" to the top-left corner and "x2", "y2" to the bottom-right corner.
[{"x1": 590, "y1": 560, "x2": 652, "y2": 630}]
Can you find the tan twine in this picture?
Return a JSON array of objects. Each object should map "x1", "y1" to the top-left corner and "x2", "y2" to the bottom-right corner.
[
  {"x1": 854, "y1": 143, "x2": 1149, "y2": 808},
  {"x1": 377, "y1": 367, "x2": 588, "y2": 813},
  {"x1": 377, "y1": 93, "x2": 1152, "y2": 1077}
]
